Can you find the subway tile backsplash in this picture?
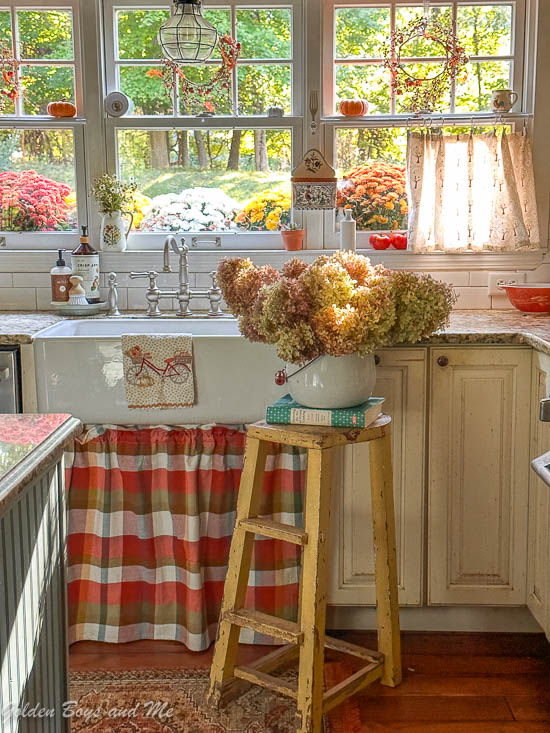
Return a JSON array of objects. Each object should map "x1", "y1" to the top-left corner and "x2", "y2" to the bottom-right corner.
[{"x1": 0, "y1": 251, "x2": 549, "y2": 311}]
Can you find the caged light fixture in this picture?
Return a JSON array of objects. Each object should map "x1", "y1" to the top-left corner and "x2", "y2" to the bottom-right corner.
[{"x1": 158, "y1": 0, "x2": 219, "y2": 64}]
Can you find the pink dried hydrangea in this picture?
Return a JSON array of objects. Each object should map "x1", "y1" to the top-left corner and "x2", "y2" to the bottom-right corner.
[
  {"x1": 216, "y1": 252, "x2": 456, "y2": 365},
  {"x1": 216, "y1": 257, "x2": 278, "y2": 316},
  {"x1": 281, "y1": 258, "x2": 309, "y2": 279}
]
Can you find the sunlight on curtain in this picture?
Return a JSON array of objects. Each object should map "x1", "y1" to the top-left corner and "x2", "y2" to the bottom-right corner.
[{"x1": 407, "y1": 131, "x2": 539, "y2": 252}]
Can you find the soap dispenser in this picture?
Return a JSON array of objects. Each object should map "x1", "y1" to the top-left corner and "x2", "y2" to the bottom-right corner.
[
  {"x1": 72, "y1": 226, "x2": 100, "y2": 303},
  {"x1": 50, "y1": 249, "x2": 72, "y2": 303}
]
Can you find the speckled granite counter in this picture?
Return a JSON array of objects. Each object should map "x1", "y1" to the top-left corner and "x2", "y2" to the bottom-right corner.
[
  {"x1": 0, "y1": 413, "x2": 81, "y2": 515},
  {"x1": 0, "y1": 312, "x2": 63, "y2": 344},
  {"x1": 429, "y1": 310, "x2": 550, "y2": 355},
  {"x1": 3, "y1": 309, "x2": 550, "y2": 354}
]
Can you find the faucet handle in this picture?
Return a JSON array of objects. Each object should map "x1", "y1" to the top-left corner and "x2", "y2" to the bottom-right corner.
[
  {"x1": 209, "y1": 271, "x2": 219, "y2": 289},
  {"x1": 130, "y1": 271, "x2": 159, "y2": 289}
]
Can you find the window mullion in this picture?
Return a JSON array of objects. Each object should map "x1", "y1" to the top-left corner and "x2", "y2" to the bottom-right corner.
[
  {"x1": 11, "y1": 8, "x2": 24, "y2": 117},
  {"x1": 390, "y1": 2, "x2": 396, "y2": 115},
  {"x1": 231, "y1": 5, "x2": 238, "y2": 115},
  {"x1": 450, "y1": 1, "x2": 457, "y2": 113}
]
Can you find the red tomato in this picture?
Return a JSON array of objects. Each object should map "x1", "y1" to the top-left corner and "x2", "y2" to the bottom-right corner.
[
  {"x1": 390, "y1": 232, "x2": 408, "y2": 250},
  {"x1": 369, "y1": 234, "x2": 391, "y2": 250}
]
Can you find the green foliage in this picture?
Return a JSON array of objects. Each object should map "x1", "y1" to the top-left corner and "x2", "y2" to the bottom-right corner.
[
  {"x1": 132, "y1": 169, "x2": 289, "y2": 202},
  {"x1": 22, "y1": 66, "x2": 74, "y2": 114},
  {"x1": 17, "y1": 10, "x2": 73, "y2": 60},
  {"x1": 335, "y1": 3, "x2": 513, "y2": 115},
  {"x1": 0, "y1": 129, "x2": 75, "y2": 188},
  {"x1": 236, "y1": 9, "x2": 291, "y2": 58}
]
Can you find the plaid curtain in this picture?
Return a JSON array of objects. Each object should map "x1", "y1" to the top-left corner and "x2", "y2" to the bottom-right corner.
[{"x1": 67, "y1": 424, "x2": 305, "y2": 651}]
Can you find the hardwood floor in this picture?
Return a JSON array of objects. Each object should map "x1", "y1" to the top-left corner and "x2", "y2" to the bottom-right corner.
[{"x1": 70, "y1": 632, "x2": 550, "y2": 731}]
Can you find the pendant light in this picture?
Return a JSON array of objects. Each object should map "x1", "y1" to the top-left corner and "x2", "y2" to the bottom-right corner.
[{"x1": 158, "y1": 0, "x2": 219, "y2": 64}]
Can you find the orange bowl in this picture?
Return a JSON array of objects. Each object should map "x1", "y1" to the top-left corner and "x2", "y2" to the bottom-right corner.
[{"x1": 500, "y1": 284, "x2": 550, "y2": 313}]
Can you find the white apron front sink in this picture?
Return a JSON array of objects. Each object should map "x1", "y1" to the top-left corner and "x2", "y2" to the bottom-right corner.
[{"x1": 34, "y1": 318, "x2": 285, "y2": 424}]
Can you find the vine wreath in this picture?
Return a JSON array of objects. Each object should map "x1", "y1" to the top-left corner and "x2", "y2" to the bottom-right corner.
[
  {"x1": 383, "y1": 15, "x2": 469, "y2": 113},
  {"x1": 150, "y1": 35, "x2": 241, "y2": 115},
  {"x1": 0, "y1": 41, "x2": 20, "y2": 113}
]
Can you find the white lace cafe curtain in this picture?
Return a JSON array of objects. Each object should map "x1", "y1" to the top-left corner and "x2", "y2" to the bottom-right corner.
[{"x1": 407, "y1": 130, "x2": 540, "y2": 252}]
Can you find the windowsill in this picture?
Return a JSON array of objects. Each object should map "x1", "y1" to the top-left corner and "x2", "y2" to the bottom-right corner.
[
  {"x1": 0, "y1": 247, "x2": 544, "y2": 273},
  {"x1": 0, "y1": 116, "x2": 87, "y2": 126}
]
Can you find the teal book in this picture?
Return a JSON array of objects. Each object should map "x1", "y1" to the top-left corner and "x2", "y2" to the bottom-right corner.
[{"x1": 266, "y1": 394, "x2": 385, "y2": 428}]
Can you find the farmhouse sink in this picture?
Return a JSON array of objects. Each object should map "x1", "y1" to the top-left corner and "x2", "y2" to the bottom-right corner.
[{"x1": 34, "y1": 318, "x2": 285, "y2": 424}]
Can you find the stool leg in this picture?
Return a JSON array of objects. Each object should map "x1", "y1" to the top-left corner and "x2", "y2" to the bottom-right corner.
[
  {"x1": 208, "y1": 437, "x2": 269, "y2": 707},
  {"x1": 369, "y1": 427, "x2": 402, "y2": 687},
  {"x1": 296, "y1": 448, "x2": 332, "y2": 733}
]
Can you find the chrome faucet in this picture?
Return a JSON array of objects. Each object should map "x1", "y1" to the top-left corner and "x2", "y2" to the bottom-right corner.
[{"x1": 130, "y1": 236, "x2": 224, "y2": 317}]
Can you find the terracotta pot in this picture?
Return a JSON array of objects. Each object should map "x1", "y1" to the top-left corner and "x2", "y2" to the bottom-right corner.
[{"x1": 281, "y1": 229, "x2": 304, "y2": 251}]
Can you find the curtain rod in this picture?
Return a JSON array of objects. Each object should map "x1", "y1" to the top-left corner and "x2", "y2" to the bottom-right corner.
[{"x1": 402, "y1": 112, "x2": 534, "y2": 128}]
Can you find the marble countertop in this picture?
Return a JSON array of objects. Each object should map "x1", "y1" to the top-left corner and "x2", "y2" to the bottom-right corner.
[
  {"x1": 0, "y1": 312, "x2": 63, "y2": 344},
  {"x1": 428, "y1": 310, "x2": 550, "y2": 355},
  {"x1": 2, "y1": 309, "x2": 550, "y2": 354},
  {"x1": 0, "y1": 413, "x2": 81, "y2": 516}
]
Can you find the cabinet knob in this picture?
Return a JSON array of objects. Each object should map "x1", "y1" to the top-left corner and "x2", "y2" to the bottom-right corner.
[
  {"x1": 374, "y1": 354, "x2": 380, "y2": 366},
  {"x1": 437, "y1": 355, "x2": 449, "y2": 367}
]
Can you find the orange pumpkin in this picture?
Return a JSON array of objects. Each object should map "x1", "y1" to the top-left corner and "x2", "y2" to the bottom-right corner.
[
  {"x1": 339, "y1": 99, "x2": 369, "y2": 117},
  {"x1": 47, "y1": 100, "x2": 77, "y2": 118}
]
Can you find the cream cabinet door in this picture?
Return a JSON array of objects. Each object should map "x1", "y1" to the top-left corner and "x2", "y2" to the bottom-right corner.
[
  {"x1": 328, "y1": 348, "x2": 426, "y2": 606},
  {"x1": 428, "y1": 347, "x2": 531, "y2": 606},
  {"x1": 528, "y1": 351, "x2": 550, "y2": 635}
]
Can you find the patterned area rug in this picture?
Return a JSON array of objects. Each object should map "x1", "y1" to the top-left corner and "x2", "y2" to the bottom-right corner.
[{"x1": 69, "y1": 665, "x2": 363, "y2": 732}]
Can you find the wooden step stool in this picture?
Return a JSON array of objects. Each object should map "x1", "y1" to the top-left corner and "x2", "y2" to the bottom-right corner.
[{"x1": 208, "y1": 415, "x2": 401, "y2": 733}]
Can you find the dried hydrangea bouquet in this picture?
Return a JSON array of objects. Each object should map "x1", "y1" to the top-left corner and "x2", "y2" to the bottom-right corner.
[{"x1": 217, "y1": 251, "x2": 456, "y2": 408}]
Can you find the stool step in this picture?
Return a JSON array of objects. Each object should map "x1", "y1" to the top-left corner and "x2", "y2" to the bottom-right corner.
[
  {"x1": 323, "y1": 659, "x2": 384, "y2": 714},
  {"x1": 224, "y1": 609, "x2": 304, "y2": 645},
  {"x1": 234, "y1": 665, "x2": 298, "y2": 700},
  {"x1": 239, "y1": 518, "x2": 308, "y2": 545}
]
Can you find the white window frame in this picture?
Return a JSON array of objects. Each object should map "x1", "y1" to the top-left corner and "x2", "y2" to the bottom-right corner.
[
  {"x1": 320, "y1": 0, "x2": 532, "y2": 250},
  {"x1": 102, "y1": 0, "x2": 305, "y2": 249},
  {"x1": 0, "y1": 0, "x2": 87, "y2": 249}
]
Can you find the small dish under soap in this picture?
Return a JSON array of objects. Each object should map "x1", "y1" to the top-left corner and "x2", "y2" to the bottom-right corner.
[{"x1": 51, "y1": 301, "x2": 107, "y2": 316}]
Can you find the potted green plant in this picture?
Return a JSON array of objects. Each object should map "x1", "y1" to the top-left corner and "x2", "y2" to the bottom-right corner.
[
  {"x1": 92, "y1": 174, "x2": 137, "y2": 252},
  {"x1": 280, "y1": 222, "x2": 305, "y2": 251},
  {"x1": 216, "y1": 252, "x2": 456, "y2": 408}
]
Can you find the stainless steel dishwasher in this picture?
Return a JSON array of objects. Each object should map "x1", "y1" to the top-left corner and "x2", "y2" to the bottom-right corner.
[{"x1": 0, "y1": 346, "x2": 22, "y2": 413}]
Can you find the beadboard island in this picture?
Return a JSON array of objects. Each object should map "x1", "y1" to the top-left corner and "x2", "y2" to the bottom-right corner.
[{"x1": 0, "y1": 413, "x2": 81, "y2": 733}]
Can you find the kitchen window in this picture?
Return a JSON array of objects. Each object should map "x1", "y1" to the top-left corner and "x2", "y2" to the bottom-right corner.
[
  {"x1": 322, "y1": 0, "x2": 529, "y2": 247},
  {"x1": 0, "y1": 1, "x2": 86, "y2": 243},
  {"x1": 102, "y1": 0, "x2": 303, "y2": 248},
  {"x1": 0, "y1": 0, "x2": 540, "y2": 255}
]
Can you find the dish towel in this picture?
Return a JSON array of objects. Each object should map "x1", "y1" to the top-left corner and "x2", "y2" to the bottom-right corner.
[{"x1": 122, "y1": 334, "x2": 195, "y2": 410}]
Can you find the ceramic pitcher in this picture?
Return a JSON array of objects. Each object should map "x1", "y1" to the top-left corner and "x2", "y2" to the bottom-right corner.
[
  {"x1": 99, "y1": 210, "x2": 134, "y2": 252},
  {"x1": 491, "y1": 89, "x2": 518, "y2": 113}
]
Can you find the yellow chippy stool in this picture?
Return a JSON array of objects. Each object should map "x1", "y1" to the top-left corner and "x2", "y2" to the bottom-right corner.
[{"x1": 208, "y1": 416, "x2": 401, "y2": 733}]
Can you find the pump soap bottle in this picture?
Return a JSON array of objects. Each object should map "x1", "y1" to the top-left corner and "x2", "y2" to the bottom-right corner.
[
  {"x1": 50, "y1": 249, "x2": 72, "y2": 303},
  {"x1": 72, "y1": 226, "x2": 100, "y2": 303}
]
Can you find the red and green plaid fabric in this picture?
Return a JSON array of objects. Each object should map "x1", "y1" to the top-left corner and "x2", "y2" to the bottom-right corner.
[{"x1": 67, "y1": 425, "x2": 305, "y2": 651}]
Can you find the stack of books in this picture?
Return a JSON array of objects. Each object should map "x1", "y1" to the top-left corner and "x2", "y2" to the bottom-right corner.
[{"x1": 266, "y1": 394, "x2": 385, "y2": 428}]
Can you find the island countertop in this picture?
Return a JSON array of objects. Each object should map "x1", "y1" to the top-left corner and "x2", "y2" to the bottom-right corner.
[
  {"x1": 3, "y1": 309, "x2": 550, "y2": 353},
  {"x1": 0, "y1": 413, "x2": 82, "y2": 515},
  {"x1": 0, "y1": 312, "x2": 64, "y2": 344}
]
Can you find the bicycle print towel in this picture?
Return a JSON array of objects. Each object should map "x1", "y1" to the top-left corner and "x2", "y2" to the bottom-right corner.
[{"x1": 122, "y1": 334, "x2": 195, "y2": 409}]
